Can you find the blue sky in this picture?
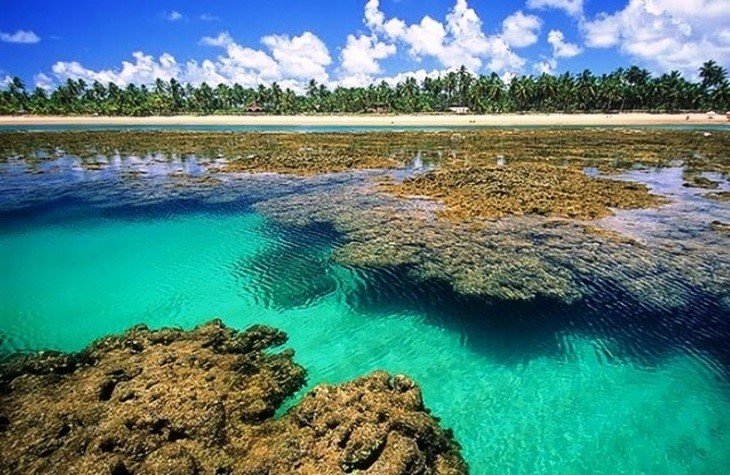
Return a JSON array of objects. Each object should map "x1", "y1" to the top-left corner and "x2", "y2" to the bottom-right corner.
[{"x1": 1, "y1": 0, "x2": 728, "y2": 90}]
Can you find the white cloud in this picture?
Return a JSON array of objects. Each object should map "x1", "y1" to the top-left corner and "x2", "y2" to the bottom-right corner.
[
  {"x1": 51, "y1": 52, "x2": 182, "y2": 86},
  {"x1": 45, "y1": 31, "x2": 332, "y2": 92},
  {"x1": 200, "y1": 33, "x2": 281, "y2": 82},
  {"x1": 336, "y1": 67, "x2": 441, "y2": 89},
  {"x1": 527, "y1": 0, "x2": 584, "y2": 18},
  {"x1": 547, "y1": 30, "x2": 582, "y2": 58},
  {"x1": 34, "y1": 73, "x2": 53, "y2": 90},
  {"x1": 30, "y1": 0, "x2": 727, "y2": 93},
  {"x1": 532, "y1": 29, "x2": 581, "y2": 75},
  {"x1": 340, "y1": 34, "x2": 396, "y2": 82},
  {"x1": 165, "y1": 11, "x2": 184, "y2": 22},
  {"x1": 378, "y1": 68, "x2": 446, "y2": 86},
  {"x1": 261, "y1": 32, "x2": 332, "y2": 82},
  {"x1": 535, "y1": 58, "x2": 558, "y2": 74},
  {"x1": 501, "y1": 11, "x2": 542, "y2": 49},
  {"x1": 580, "y1": 0, "x2": 730, "y2": 75},
  {"x1": 1, "y1": 75, "x2": 12, "y2": 88},
  {"x1": 200, "y1": 32, "x2": 234, "y2": 48},
  {"x1": 200, "y1": 13, "x2": 220, "y2": 22},
  {"x1": 581, "y1": 13, "x2": 620, "y2": 48},
  {"x1": 364, "y1": 0, "x2": 531, "y2": 74},
  {"x1": 0, "y1": 30, "x2": 41, "y2": 44},
  {"x1": 485, "y1": 38, "x2": 527, "y2": 71}
]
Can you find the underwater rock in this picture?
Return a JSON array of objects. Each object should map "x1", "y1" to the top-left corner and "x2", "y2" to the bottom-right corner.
[{"x1": 0, "y1": 320, "x2": 465, "y2": 474}]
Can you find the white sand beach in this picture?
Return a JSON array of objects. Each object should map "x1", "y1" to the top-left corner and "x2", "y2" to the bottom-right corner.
[{"x1": 0, "y1": 113, "x2": 727, "y2": 127}]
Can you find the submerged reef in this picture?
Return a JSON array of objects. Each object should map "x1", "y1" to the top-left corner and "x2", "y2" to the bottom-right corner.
[
  {"x1": 256, "y1": 175, "x2": 729, "y2": 308},
  {"x1": 0, "y1": 321, "x2": 465, "y2": 474}
]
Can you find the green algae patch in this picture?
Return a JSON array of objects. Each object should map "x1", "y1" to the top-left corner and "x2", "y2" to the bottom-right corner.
[{"x1": 387, "y1": 162, "x2": 664, "y2": 221}]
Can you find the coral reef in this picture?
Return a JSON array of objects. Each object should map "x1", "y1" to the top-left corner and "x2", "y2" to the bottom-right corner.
[
  {"x1": 1, "y1": 129, "x2": 727, "y2": 175},
  {"x1": 0, "y1": 320, "x2": 465, "y2": 474},
  {"x1": 386, "y1": 162, "x2": 662, "y2": 220},
  {"x1": 256, "y1": 178, "x2": 729, "y2": 307},
  {"x1": 2, "y1": 127, "x2": 727, "y2": 308}
]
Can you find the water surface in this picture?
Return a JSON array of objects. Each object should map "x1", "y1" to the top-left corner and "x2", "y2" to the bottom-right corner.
[
  {"x1": 1, "y1": 156, "x2": 728, "y2": 473},
  {"x1": 1, "y1": 123, "x2": 728, "y2": 133}
]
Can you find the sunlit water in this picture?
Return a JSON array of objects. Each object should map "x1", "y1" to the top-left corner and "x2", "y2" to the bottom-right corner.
[{"x1": 1, "y1": 156, "x2": 729, "y2": 473}]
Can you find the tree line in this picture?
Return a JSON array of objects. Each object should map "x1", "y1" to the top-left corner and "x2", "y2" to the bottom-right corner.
[{"x1": 1, "y1": 61, "x2": 727, "y2": 116}]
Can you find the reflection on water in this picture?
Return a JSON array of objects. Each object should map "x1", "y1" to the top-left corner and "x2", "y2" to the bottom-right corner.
[
  {"x1": 600, "y1": 166, "x2": 730, "y2": 242},
  {"x1": 1, "y1": 155, "x2": 729, "y2": 472}
]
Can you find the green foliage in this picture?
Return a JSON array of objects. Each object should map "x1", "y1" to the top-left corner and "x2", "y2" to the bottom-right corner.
[{"x1": 1, "y1": 62, "x2": 728, "y2": 115}]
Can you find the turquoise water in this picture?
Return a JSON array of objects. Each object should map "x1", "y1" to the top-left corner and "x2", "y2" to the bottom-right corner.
[{"x1": 1, "y1": 160, "x2": 729, "y2": 472}]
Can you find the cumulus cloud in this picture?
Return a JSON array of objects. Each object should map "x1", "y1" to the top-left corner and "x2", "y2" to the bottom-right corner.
[
  {"x1": 51, "y1": 52, "x2": 182, "y2": 86},
  {"x1": 338, "y1": 34, "x2": 397, "y2": 86},
  {"x1": 45, "y1": 31, "x2": 331, "y2": 92},
  {"x1": 261, "y1": 32, "x2": 332, "y2": 82},
  {"x1": 527, "y1": 0, "x2": 584, "y2": 18},
  {"x1": 501, "y1": 11, "x2": 542, "y2": 49},
  {"x1": 364, "y1": 0, "x2": 532, "y2": 73},
  {"x1": 547, "y1": 30, "x2": 582, "y2": 58},
  {"x1": 533, "y1": 30, "x2": 581, "y2": 74},
  {"x1": 29, "y1": 0, "x2": 727, "y2": 92},
  {"x1": 1, "y1": 30, "x2": 41, "y2": 44},
  {"x1": 580, "y1": 0, "x2": 730, "y2": 75}
]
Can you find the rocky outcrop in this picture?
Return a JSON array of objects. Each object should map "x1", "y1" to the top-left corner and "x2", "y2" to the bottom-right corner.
[{"x1": 0, "y1": 320, "x2": 465, "y2": 474}]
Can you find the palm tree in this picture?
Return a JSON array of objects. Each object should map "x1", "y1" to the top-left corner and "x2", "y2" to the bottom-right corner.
[
  {"x1": 575, "y1": 70, "x2": 597, "y2": 112},
  {"x1": 3, "y1": 59, "x2": 728, "y2": 116},
  {"x1": 699, "y1": 60, "x2": 727, "y2": 91},
  {"x1": 510, "y1": 76, "x2": 535, "y2": 113}
]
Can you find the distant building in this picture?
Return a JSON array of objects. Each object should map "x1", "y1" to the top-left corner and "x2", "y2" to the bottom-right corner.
[
  {"x1": 246, "y1": 101, "x2": 265, "y2": 113},
  {"x1": 447, "y1": 106, "x2": 470, "y2": 115}
]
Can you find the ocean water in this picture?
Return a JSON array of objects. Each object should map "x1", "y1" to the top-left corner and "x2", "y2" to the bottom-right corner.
[
  {"x1": 1, "y1": 157, "x2": 729, "y2": 473},
  {"x1": 0, "y1": 123, "x2": 729, "y2": 133}
]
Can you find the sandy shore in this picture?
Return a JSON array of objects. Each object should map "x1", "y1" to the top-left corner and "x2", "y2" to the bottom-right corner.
[{"x1": 0, "y1": 113, "x2": 727, "y2": 127}]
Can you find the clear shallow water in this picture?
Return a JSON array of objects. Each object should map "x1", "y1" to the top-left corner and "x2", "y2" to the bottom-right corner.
[{"x1": 1, "y1": 159, "x2": 729, "y2": 472}]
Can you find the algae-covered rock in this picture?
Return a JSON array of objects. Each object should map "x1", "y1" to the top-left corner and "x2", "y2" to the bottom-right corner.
[
  {"x1": 0, "y1": 320, "x2": 465, "y2": 474},
  {"x1": 386, "y1": 162, "x2": 663, "y2": 221}
]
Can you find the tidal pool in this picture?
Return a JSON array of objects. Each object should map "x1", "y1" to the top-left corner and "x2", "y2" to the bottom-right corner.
[{"x1": 1, "y1": 156, "x2": 728, "y2": 473}]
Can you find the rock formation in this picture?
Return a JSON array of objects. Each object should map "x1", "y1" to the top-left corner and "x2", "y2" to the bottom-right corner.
[{"x1": 0, "y1": 320, "x2": 466, "y2": 474}]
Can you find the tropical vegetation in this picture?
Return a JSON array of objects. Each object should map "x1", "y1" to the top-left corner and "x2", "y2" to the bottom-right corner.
[{"x1": 1, "y1": 61, "x2": 728, "y2": 116}]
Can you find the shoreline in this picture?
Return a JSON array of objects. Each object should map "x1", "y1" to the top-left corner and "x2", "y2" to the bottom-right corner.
[{"x1": 0, "y1": 112, "x2": 727, "y2": 127}]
